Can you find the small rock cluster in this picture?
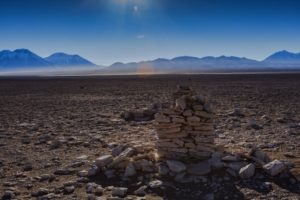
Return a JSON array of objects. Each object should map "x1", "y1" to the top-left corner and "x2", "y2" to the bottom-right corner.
[
  {"x1": 155, "y1": 85, "x2": 216, "y2": 161},
  {"x1": 121, "y1": 102, "x2": 169, "y2": 122}
]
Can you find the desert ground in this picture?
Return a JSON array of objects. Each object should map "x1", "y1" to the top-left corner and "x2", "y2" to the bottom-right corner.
[{"x1": 0, "y1": 74, "x2": 300, "y2": 200}]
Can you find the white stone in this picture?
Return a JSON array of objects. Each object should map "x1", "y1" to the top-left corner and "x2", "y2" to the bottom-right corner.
[
  {"x1": 263, "y1": 160, "x2": 286, "y2": 176},
  {"x1": 78, "y1": 170, "x2": 89, "y2": 177},
  {"x1": 222, "y1": 155, "x2": 240, "y2": 162},
  {"x1": 148, "y1": 180, "x2": 163, "y2": 189}
]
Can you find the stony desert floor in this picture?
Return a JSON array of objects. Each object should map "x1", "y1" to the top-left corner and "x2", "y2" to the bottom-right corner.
[{"x1": 0, "y1": 74, "x2": 300, "y2": 200}]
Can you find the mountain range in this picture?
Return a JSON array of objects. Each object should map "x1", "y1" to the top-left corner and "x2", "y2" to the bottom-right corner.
[
  {"x1": 106, "y1": 51, "x2": 300, "y2": 74},
  {"x1": 0, "y1": 49, "x2": 96, "y2": 70},
  {"x1": 1, "y1": 49, "x2": 300, "y2": 73}
]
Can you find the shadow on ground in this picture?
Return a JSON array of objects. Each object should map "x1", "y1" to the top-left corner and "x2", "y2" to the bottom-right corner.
[{"x1": 89, "y1": 170, "x2": 300, "y2": 200}]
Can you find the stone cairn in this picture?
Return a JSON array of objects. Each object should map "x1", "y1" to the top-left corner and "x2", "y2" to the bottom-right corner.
[{"x1": 155, "y1": 85, "x2": 217, "y2": 161}]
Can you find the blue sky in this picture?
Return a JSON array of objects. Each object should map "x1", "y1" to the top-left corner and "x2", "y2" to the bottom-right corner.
[{"x1": 0, "y1": 0, "x2": 300, "y2": 65}]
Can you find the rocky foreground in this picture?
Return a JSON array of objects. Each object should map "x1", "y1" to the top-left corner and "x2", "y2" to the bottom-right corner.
[{"x1": 0, "y1": 74, "x2": 300, "y2": 199}]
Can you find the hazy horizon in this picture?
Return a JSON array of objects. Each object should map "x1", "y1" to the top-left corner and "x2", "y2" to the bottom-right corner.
[{"x1": 1, "y1": 0, "x2": 300, "y2": 65}]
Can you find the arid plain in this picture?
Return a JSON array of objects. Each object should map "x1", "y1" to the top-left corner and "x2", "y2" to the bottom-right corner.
[{"x1": 0, "y1": 74, "x2": 300, "y2": 200}]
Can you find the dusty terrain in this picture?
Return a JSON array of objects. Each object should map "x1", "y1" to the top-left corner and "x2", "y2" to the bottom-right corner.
[{"x1": 0, "y1": 74, "x2": 300, "y2": 200}]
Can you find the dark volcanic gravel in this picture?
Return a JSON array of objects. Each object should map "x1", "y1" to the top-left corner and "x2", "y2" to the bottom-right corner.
[{"x1": 0, "y1": 74, "x2": 300, "y2": 199}]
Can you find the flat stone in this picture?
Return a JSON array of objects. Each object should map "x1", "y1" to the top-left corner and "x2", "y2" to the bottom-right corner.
[
  {"x1": 187, "y1": 116, "x2": 201, "y2": 122},
  {"x1": 134, "y1": 185, "x2": 148, "y2": 196},
  {"x1": 166, "y1": 160, "x2": 186, "y2": 173},
  {"x1": 95, "y1": 155, "x2": 113, "y2": 168},
  {"x1": 158, "y1": 131, "x2": 189, "y2": 139},
  {"x1": 222, "y1": 155, "x2": 240, "y2": 162},
  {"x1": 78, "y1": 170, "x2": 89, "y2": 177},
  {"x1": 54, "y1": 168, "x2": 75, "y2": 175},
  {"x1": 239, "y1": 163, "x2": 255, "y2": 179},
  {"x1": 111, "y1": 187, "x2": 128, "y2": 197},
  {"x1": 187, "y1": 160, "x2": 211, "y2": 175},
  {"x1": 183, "y1": 110, "x2": 193, "y2": 116},
  {"x1": 31, "y1": 188, "x2": 49, "y2": 197},
  {"x1": 194, "y1": 111, "x2": 213, "y2": 119},
  {"x1": 108, "y1": 148, "x2": 135, "y2": 168}
]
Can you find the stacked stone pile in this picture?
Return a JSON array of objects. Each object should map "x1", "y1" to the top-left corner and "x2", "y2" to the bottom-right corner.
[{"x1": 155, "y1": 85, "x2": 216, "y2": 161}]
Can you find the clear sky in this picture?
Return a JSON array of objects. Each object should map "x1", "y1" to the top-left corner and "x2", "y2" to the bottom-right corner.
[{"x1": 0, "y1": 0, "x2": 300, "y2": 65}]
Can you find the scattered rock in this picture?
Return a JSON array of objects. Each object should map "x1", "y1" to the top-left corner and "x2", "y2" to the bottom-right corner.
[
  {"x1": 228, "y1": 108, "x2": 245, "y2": 117},
  {"x1": 158, "y1": 163, "x2": 169, "y2": 176},
  {"x1": 263, "y1": 160, "x2": 286, "y2": 176},
  {"x1": 124, "y1": 162, "x2": 136, "y2": 177},
  {"x1": 134, "y1": 185, "x2": 148, "y2": 196},
  {"x1": 112, "y1": 145, "x2": 126, "y2": 157},
  {"x1": 64, "y1": 185, "x2": 75, "y2": 194},
  {"x1": 248, "y1": 118, "x2": 263, "y2": 130},
  {"x1": 2, "y1": 190, "x2": 15, "y2": 200},
  {"x1": 111, "y1": 187, "x2": 128, "y2": 197},
  {"x1": 95, "y1": 155, "x2": 113, "y2": 168},
  {"x1": 23, "y1": 163, "x2": 33, "y2": 171},
  {"x1": 31, "y1": 188, "x2": 49, "y2": 197},
  {"x1": 108, "y1": 148, "x2": 135, "y2": 168},
  {"x1": 239, "y1": 163, "x2": 255, "y2": 179},
  {"x1": 88, "y1": 165, "x2": 99, "y2": 176},
  {"x1": 148, "y1": 180, "x2": 163, "y2": 189},
  {"x1": 78, "y1": 170, "x2": 89, "y2": 177},
  {"x1": 250, "y1": 148, "x2": 271, "y2": 164},
  {"x1": 222, "y1": 155, "x2": 240, "y2": 162},
  {"x1": 54, "y1": 168, "x2": 75, "y2": 175},
  {"x1": 95, "y1": 186, "x2": 104, "y2": 196}
]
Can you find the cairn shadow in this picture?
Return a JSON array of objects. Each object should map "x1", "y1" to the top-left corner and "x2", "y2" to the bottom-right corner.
[
  {"x1": 89, "y1": 170, "x2": 300, "y2": 200},
  {"x1": 89, "y1": 172, "x2": 245, "y2": 200},
  {"x1": 151, "y1": 178, "x2": 245, "y2": 200},
  {"x1": 238, "y1": 172, "x2": 300, "y2": 197}
]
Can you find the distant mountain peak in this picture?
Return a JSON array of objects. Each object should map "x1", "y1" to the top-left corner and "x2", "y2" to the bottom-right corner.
[
  {"x1": 45, "y1": 52, "x2": 95, "y2": 67},
  {"x1": 0, "y1": 48, "x2": 51, "y2": 69},
  {"x1": 277, "y1": 50, "x2": 290, "y2": 53},
  {"x1": 14, "y1": 48, "x2": 32, "y2": 54},
  {"x1": 0, "y1": 49, "x2": 97, "y2": 70},
  {"x1": 264, "y1": 50, "x2": 300, "y2": 63}
]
